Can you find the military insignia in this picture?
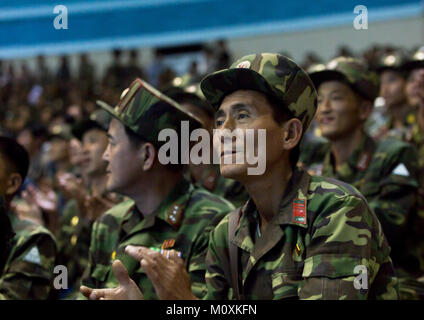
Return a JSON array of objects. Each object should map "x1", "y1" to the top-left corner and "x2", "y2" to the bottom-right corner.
[
  {"x1": 111, "y1": 250, "x2": 116, "y2": 261},
  {"x1": 71, "y1": 235, "x2": 78, "y2": 246},
  {"x1": 237, "y1": 61, "x2": 251, "y2": 69},
  {"x1": 357, "y1": 152, "x2": 370, "y2": 171},
  {"x1": 407, "y1": 114, "x2": 416, "y2": 125},
  {"x1": 292, "y1": 199, "x2": 307, "y2": 225},
  {"x1": 71, "y1": 215, "x2": 79, "y2": 227},
  {"x1": 295, "y1": 244, "x2": 301, "y2": 255},
  {"x1": 392, "y1": 163, "x2": 410, "y2": 177},
  {"x1": 166, "y1": 203, "x2": 183, "y2": 229},
  {"x1": 161, "y1": 239, "x2": 176, "y2": 250},
  {"x1": 23, "y1": 247, "x2": 41, "y2": 265}
]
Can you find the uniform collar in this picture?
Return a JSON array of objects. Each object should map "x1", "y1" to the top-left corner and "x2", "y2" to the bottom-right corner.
[
  {"x1": 323, "y1": 133, "x2": 375, "y2": 181},
  {"x1": 120, "y1": 178, "x2": 193, "y2": 237},
  {"x1": 233, "y1": 168, "x2": 311, "y2": 254}
]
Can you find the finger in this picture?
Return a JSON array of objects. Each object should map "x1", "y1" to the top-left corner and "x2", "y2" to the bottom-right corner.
[
  {"x1": 112, "y1": 260, "x2": 131, "y2": 287},
  {"x1": 125, "y1": 245, "x2": 150, "y2": 261},
  {"x1": 80, "y1": 285, "x2": 93, "y2": 298},
  {"x1": 168, "y1": 250, "x2": 184, "y2": 266}
]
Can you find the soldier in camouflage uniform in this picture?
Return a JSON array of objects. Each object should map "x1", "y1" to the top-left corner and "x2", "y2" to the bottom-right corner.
[
  {"x1": 89, "y1": 54, "x2": 399, "y2": 300},
  {"x1": 79, "y1": 78, "x2": 234, "y2": 300},
  {"x1": 164, "y1": 85, "x2": 249, "y2": 208},
  {"x1": 55, "y1": 109, "x2": 115, "y2": 299},
  {"x1": 0, "y1": 136, "x2": 57, "y2": 299},
  {"x1": 0, "y1": 196, "x2": 14, "y2": 278},
  {"x1": 308, "y1": 57, "x2": 423, "y2": 299},
  {"x1": 367, "y1": 51, "x2": 416, "y2": 141}
]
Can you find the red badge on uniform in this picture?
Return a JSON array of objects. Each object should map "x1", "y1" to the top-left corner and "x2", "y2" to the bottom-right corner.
[
  {"x1": 292, "y1": 198, "x2": 307, "y2": 225},
  {"x1": 161, "y1": 239, "x2": 175, "y2": 250}
]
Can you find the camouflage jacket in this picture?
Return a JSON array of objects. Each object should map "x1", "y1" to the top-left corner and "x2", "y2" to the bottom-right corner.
[
  {"x1": 0, "y1": 214, "x2": 57, "y2": 300},
  {"x1": 0, "y1": 197, "x2": 13, "y2": 277},
  {"x1": 56, "y1": 199, "x2": 93, "y2": 299},
  {"x1": 321, "y1": 133, "x2": 419, "y2": 272},
  {"x1": 79, "y1": 179, "x2": 234, "y2": 299},
  {"x1": 205, "y1": 168, "x2": 399, "y2": 300}
]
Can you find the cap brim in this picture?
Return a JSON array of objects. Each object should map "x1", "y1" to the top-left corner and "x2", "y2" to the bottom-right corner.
[
  {"x1": 402, "y1": 60, "x2": 424, "y2": 72},
  {"x1": 200, "y1": 68, "x2": 279, "y2": 110},
  {"x1": 96, "y1": 100, "x2": 122, "y2": 123},
  {"x1": 309, "y1": 70, "x2": 348, "y2": 89}
]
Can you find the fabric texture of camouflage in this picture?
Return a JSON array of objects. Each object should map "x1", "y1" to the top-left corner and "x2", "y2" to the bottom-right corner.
[
  {"x1": 79, "y1": 179, "x2": 234, "y2": 300},
  {"x1": 0, "y1": 197, "x2": 13, "y2": 277},
  {"x1": 205, "y1": 168, "x2": 399, "y2": 300},
  {"x1": 309, "y1": 56, "x2": 379, "y2": 102},
  {"x1": 0, "y1": 214, "x2": 57, "y2": 299},
  {"x1": 200, "y1": 53, "x2": 318, "y2": 132},
  {"x1": 96, "y1": 78, "x2": 204, "y2": 147},
  {"x1": 55, "y1": 199, "x2": 92, "y2": 299}
]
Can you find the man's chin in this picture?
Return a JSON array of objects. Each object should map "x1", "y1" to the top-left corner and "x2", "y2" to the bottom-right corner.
[{"x1": 220, "y1": 163, "x2": 247, "y2": 180}]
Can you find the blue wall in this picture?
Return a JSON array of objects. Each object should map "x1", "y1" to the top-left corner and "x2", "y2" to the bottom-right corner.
[{"x1": 0, "y1": 0, "x2": 422, "y2": 58}]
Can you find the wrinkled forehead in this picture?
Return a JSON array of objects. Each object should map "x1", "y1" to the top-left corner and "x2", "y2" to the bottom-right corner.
[{"x1": 218, "y1": 89, "x2": 271, "y2": 113}]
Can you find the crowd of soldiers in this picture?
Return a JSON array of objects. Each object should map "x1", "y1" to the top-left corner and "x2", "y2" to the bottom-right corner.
[{"x1": 0, "y1": 43, "x2": 424, "y2": 300}]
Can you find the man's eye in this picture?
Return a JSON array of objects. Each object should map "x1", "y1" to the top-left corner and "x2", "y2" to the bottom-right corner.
[
  {"x1": 238, "y1": 113, "x2": 249, "y2": 120},
  {"x1": 215, "y1": 119, "x2": 224, "y2": 127}
]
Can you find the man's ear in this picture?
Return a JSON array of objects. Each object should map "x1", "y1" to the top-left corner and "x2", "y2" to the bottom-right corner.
[
  {"x1": 6, "y1": 173, "x2": 22, "y2": 196},
  {"x1": 140, "y1": 142, "x2": 156, "y2": 171},
  {"x1": 282, "y1": 118, "x2": 303, "y2": 151},
  {"x1": 359, "y1": 99, "x2": 373, "y2": 121}
]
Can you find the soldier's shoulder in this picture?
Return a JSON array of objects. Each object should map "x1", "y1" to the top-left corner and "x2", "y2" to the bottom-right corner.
[
  {"x1": 375, "y1": 137, "x2": 416, "y2": 159},
  {"x1": 187, "y1": 185, "x2": 235, "y2": 214},
  {"x1": 99, "y1": 198, "x2": 135, "y2": 221},
  {"x1": 12, "y1": 216, "x2": 55, "y2": 242},
  {"x1": 308, "y1": 174, "x2": 365, "y2": 201}
]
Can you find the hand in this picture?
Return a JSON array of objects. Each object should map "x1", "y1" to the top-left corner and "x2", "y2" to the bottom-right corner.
[
  {"x1": 80, "y1": 260, "x2": 144, "y2": 300},
  {"x1": 56, "y1": 172, "x2": 85, "y2": 205},
  {"x1": 25, "y1": 185, "x2": 58, "y2": 214},
  {"x1": 125, "y1": 245, "x2": 197, "y2": 300},
  {"x1": 12, "y1": 195, "x2": 44, "y2": 226}
]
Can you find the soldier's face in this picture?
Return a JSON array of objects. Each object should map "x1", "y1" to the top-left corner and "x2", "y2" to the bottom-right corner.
[
  {"x1": 406, "y1": 68, "x2": 424, "y2": 107},
  {"x1": 103, "y1": 119, "x2": 144, "y2": 194},
  {"x1": 82, "y1": 129, "x2": 108, "y2": 176},
  {"x1": 215, "y1": 90, "x2": 285, "y2": 180},
  {"x1": 380, "y1": 70, "x2": 406, "y2": 108},
  {"x1": 317, "y1": 81, "x2": 367, "y2": 140}
]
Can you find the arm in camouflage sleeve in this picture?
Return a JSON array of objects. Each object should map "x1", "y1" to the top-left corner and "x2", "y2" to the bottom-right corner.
[
  {"x1": 77, "y1": 219, "x2": 101, "y2": 300},
  {"x1": 367, "y1": 143, "x2": 419, "y2": 261},
  {"x1": 299, "y1": 194, "x2": 398, "y2": 300},
  {"x1": 204, "y1": 214, "x2": 231, "y2": 300},
  {"x1": 0, "y1": 233, "x2": 56, "y2": 300}
]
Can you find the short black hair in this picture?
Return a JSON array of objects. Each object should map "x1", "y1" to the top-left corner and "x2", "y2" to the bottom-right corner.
[
  {"x1": 266, "y1": 95, "x2": 301, "y2": 169},
  {"x1": 124, "y1": 125, "x2": 183, "y2": 172},
  {"x1": 0, "y1": 136, "x2": 30, "y2": 184}
]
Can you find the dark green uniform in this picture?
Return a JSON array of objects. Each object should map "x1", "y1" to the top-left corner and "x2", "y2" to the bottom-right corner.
[
  {"x1": 205, "y1": 168, "x2": 398, "y2": 300},
  {"x1": 56, "y1": 199, "x2": 92, "y2": 299},
  {"x1": 80, "y1": 179, "x2": 234, "y2": 299},
  {"x1": 0, "y1": 214, "x2": 57, "y2": 299}
]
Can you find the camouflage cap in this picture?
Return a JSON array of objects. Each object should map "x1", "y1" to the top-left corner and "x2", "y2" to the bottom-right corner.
[
  {"x1": 309, "y1": 56, "x2": 379, "y2": 102},
  {"x1": 96, "y1": 78, "x2": 204, "y2": 146},
  {"x1": 47, "y1": 124, "x2": 73, "y2": 141},
  {"x1": 200, "y1": 53, "x2": 318, "y2": 132},
  {"x1": 402, "y1": 46, "x2": 424, "y2": 72},
  {"x1": 72, "y1": 109, "x2": 112, "y2": 141},
  {"x1": 375, "y1": 51, "x2": 409, "y2": 73}
]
